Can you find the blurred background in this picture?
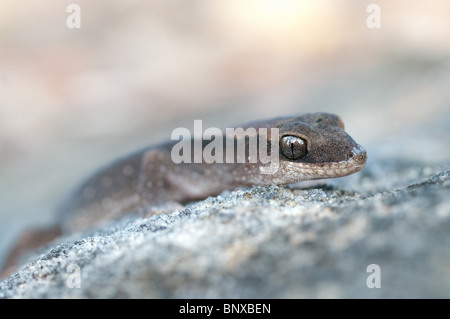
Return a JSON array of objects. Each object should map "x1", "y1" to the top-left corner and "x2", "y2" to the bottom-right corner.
[{"x1": 1, "y1": 1, "x2": 450, "y2": 263}]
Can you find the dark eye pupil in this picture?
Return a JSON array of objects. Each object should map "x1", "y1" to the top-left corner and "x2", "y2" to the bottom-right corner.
[{"x1": 280, "y1": 136, "x2": 307, "y2": 160}]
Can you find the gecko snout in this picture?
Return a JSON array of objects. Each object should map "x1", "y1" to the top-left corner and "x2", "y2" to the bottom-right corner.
[{"x1": 348, "y1": 145, "x2": 367, "y2": 166}]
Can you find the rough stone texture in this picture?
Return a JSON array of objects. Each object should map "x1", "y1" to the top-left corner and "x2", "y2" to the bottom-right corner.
[{"x1": 1, "y1": 156, "x2": 449, "y2": 298}]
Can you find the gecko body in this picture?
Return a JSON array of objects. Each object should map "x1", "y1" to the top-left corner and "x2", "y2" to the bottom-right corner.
[
  {"x1": 1, "y1": 113, "x2": 366, "y2": 277},
  {"x1": 61, "y1": 112, "x2": 367, "y2": 232}
]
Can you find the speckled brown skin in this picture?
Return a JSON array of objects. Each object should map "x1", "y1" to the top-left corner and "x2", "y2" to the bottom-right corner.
[
  {"x1": 1, "y1": 113, "x2": 366, "y2": 277},
  {"x1": 61, "y1": 113, "x2": 366, "y2": 233}
]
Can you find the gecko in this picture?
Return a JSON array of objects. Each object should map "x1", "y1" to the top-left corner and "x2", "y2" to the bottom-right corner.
[{"x1": 1, "y1": 112, "x2": 367, "y2": 277}]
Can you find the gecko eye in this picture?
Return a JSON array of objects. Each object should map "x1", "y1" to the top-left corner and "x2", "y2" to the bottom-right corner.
[{"x1": 280, "y1": 136, "x2": 308, "y2": 160}]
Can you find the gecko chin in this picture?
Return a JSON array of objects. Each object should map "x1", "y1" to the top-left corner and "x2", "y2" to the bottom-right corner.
[{"x1": 281, "y1": 144, "x2": 367, "y2": 181}]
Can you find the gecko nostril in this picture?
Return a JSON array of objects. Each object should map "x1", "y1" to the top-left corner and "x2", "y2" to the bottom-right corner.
[{"x1": 350, "y1": 146, "x2": 368, "y2": 165}]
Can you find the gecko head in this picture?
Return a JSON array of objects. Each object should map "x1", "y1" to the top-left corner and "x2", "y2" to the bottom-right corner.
[{"x1": 277, "y1": 113, "x2": 367, "y2": 180}]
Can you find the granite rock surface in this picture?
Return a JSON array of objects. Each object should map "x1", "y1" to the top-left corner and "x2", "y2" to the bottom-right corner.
[{"x1": 1, "y1": 156, "x2": 449, "y2": 298}]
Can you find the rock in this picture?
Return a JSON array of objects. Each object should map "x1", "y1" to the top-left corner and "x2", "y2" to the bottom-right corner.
[{"x1": 1, "y1": 158, "x2": 449, "y2": 298}]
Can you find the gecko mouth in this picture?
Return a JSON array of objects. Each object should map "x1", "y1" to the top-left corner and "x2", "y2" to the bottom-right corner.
[
  {"x1": 284, "y1": 145, "x2": 367, "y2": 179},
  {"x1": 345, "y1": 144, "x2": 367, "y2": 167}
]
